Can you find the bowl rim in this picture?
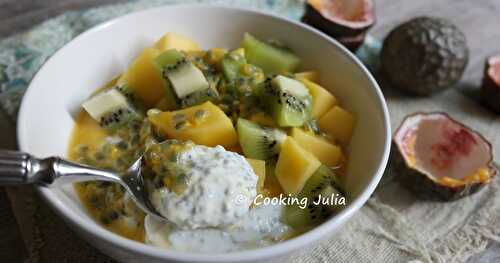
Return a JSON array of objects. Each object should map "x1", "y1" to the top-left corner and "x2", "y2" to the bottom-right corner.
[{"x1": 17, "y1": 4, "x2": 391, "y2": 262}]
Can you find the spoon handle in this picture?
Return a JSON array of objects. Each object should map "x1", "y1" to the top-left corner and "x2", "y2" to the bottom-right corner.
[
  {"x1": 0, "y1": 150, "x2": 44, "y2": 185},
  {"x1": 0, "y1": 150, "x2": 121, "y2": 186}
]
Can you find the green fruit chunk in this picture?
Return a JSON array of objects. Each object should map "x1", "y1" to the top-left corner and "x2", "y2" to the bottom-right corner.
[
  {"x1": 241, "y1": 33, "x2": 300, "y2": 74},
  {"x1": 284, "y1": 199, "x2": 330, "y2": 229},
  {"x1": 261, "y1": 75, "x2": 312, "y2": 127},
  {"x1": 154, "y1": 49, "x2": 216, "y2": 109},
  {"x1": 284, "y1": 165, "x2": 345, "y2": 229},
  {"x1": 221, "y1": 48, "x2": 247, "y2": 82},
  {"x1": 82, "y1": 88, "x2": 142, "y2": 131},
  {"x1": 236, "y1": 118, "x2": 287, "y2": 160},
  {"x1": 178, "y1": 75, "x2": 220, "y2": 108},
  {"x1": 300, "y1": 165, "x2": 343, "y2": 198}
]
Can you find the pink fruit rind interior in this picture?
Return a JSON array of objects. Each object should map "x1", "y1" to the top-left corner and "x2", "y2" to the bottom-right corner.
[
  {"x1": 488, "y1": 55, "x2": 500, "y2": 85},
  {"x1": 319, "y1": 0, "x2": 374, "y2": 28},
  {"x1": 395, "y1": 113, "x2": 492, "y2": 181}
]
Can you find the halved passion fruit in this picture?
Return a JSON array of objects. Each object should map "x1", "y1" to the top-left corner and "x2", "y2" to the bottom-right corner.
[
  {"x1": 302, "y1": 0, "x2": 375, "y2": 52},
  {"x1": 481, "y1": 55, "x2": 500, "y2": 114},
  {"x1": 393, "y1": 112, "x2": 496, "y2": 200}
]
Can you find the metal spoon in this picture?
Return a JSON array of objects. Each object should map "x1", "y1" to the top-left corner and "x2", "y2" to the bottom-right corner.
[{"x1": 0, "y1": 150, "x2": 164, "y2": 219}]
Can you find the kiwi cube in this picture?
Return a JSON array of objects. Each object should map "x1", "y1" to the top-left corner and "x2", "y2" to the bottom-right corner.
[
  {"x1": 241, "y1": 33, "x2": 300, "y2": 74},
  {"x1": 154, "y1": 49, "x2": 212, "y2": 108},
  {"x1": 236, "y1": 118, "x2": 287, "y2": 160},
  {"x1": 262, "y1": 75, "x2": 312, "y2": 127},
  {"x1": 82, "y1": 88, "x2": 142, "y2": 131},
  {"x1": 221, "y1": 48, "x2": 247, "y2": 82}
]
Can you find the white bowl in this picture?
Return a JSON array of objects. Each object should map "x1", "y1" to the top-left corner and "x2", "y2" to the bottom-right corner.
[{"x1": 17, "y1": 4, "x2": 391, "y2": 263}]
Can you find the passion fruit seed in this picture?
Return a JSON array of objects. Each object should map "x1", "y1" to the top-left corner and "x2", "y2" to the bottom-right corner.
[
  {"x1": 241, "y1": 64, "x2": 257, "y2": 76},
  {"x1": 174, "y1": 121, "x2": 187, "y2": 130},
  {"x1": 147, "y1": 109, "x2": 162, "y2": 117},
  {"x1": 194, "y1": 109, "x2": 208, "y2": 119},
  {"x1": 173, "y1": 113, "x2": 187, "y2": 122}
]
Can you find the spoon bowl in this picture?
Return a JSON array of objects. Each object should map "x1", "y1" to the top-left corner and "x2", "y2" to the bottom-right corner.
[{"x1": 120, "y1": 156, "x2": 165, "y2": 219}]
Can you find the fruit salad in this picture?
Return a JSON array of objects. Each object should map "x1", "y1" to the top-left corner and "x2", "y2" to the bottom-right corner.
[{"x1": 69, "y1": 32, "x2": 355, "y2": 252}]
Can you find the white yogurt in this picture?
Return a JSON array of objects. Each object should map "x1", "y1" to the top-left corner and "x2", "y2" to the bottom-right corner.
[
  {"x1": 150, "y1": 145, "x2": 258, "y2": 229},
  {"x1": 145, "y1": 203, "x2": 290, "y2": 253}
]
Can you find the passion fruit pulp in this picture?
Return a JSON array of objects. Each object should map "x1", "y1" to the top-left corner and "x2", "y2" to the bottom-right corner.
[
  {"x1": 302, "y1": 0, "x2": 375, "y2": 52},
  {"x1": 481, "y1": 55, "x2": 500, "y2": 114},
  {"x1": 393, "y1": 112, "x2": 495, "y2": 200}
]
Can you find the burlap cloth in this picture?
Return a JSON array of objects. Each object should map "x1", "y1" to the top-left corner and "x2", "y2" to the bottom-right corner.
[{"x1": 1, "y1": 0, "x2": 499, "y2": 262}]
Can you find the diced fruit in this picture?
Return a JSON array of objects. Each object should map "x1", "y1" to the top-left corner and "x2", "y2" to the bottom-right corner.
[
  {"x1": 205, "y1": 48, "x2": 228, "y2": 65},
  {"x1": 117, "y1": 48, "x2": 164, "y2": 107},
  {"x1": 241, "y1": 33, "x2": 301, "y2": 74},
  {"x1": 301, "y1": 165, "x2": 343, "y2": 198},
  {"x1": 155, "y1": 50, "x2": 209, "y2": 98},
  {"x1": 154, "y1": 49, "x2": 185, "y2": 67},
  {"x1": 154, "y1": 50, "x2": 217, "y2": 109},
  {"x1": 82, "y1": 88, "x2": 142, "y2": 130},
  {"x1": 264, "y1": 163, "x2": 283, "y2": 197},
  {"x1": 284, "y1": 185, "x2": 341, "y2": 228},
  {"x1": 148, "y1": 101, "x2": 237, "y2": 148},
  {"x1": 275, "y1": 137, "x2": 322, "y2": 195},
  {"x1": 284, "y1": 201, "x2": 330, "y2": 228},
  {"x1": 284, "y1": 166, "x2": 344, "y2": 228},
  {"x1": 261, "y1": 75, "x2": 312, "y2": 127},
  {"x1": 154, "y1": 32, "x2": 201, "y2": 52},
  {"x1": 318, "y1": 106, "x2": 355, "y2": 145},
  {"x1": 236, "y1": 118, "x2": 287, "y2": 160},
  {"x1": 295, "y1": 71, "x2": 320, "y2": 83},
  {"x1": 221, "y1": 48, "x2": 247, "y2": 82},
  {"x1": 300, "y1": 79, "x2": 337, "y2": 119},
  {"x1": 246, "y1": 158, "x2": 266, "y2": 193},
  {"x1": 249, "y1": 112, "x2": 277, "y2": 127},
  {"x1": 291, "y1": 128, "x2": 343, "y2": 166},
  {"x1": 166, "y1": 62, "x2": 209, "y2": 98}
]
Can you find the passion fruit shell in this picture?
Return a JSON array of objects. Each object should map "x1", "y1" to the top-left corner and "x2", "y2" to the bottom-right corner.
[
  {"x1": 302, "y1": 0, "x2": 375, "y2": 52},
  {"x1": 381, "y1": 17, "x2": 468, "y2": 96},
  {"x1": 481, "y1": 55, "x2": 500, "y2": 114},
  {"x1": 393, "y1": 112, "x2": 496, "y2": 201}
]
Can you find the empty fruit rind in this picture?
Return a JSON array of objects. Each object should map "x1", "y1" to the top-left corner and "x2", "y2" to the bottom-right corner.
[{"x1": 393, "y1": 112, "x2": 495, "y2": 200}]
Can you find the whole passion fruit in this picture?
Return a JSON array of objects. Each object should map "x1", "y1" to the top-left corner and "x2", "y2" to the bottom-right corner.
[
  {"x1": 302, "y1": 0, "x2": 375, "y2": 52},
  {"x1": 481, "y1": 55, "x2": 500, "y2": 114},
  {"x1": 382, "y1": 17, "x2": 469, "y2": 96},
  {"x1": 393, "y1": 112, "x2": 495, "y2": 200}
]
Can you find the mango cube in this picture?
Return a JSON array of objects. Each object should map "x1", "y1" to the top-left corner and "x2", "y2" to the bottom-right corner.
[
  {"x1": 118, "y1": 48, "x2": 164, "y2": 107},
  {"x1": 318, "y1": 106, "x2": 355, "y2": 145},
  {"x1": 295, "y1": 70, "x2": 320, "y2": 83},
  {"x1": 275, "y1": 137, "x2": 322, "y2": 195},
  {"x1": 154, "y1": 32, "x2": 201, "y2": 52},
  {"x1": 301, "y1": 79, "x2": 337, "y2": 119},
  {"x1": 291, "y1": 128, "x2": 343, "y2": 166},
  {"x1": 246, "y1": 158, "x2": 266, "y2": 193},
  {"x1": 149, "y1": 101, "x2": 237, "y2": 148}
]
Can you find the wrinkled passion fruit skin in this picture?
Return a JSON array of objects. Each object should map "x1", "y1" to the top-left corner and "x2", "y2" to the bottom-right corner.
[
  {"x1": 302, "y1": 0, "x2": 375, "y2": 52},
  {"x1": 481, "y1": 56, "x2": 500, "y2": 114},
  {"x1": 392, "y1": 144, "x2": 491, "y2": 201},
  {"x1": 382, "y1": 17, "x2": 468, "y2": 96},
  {"x1": 392, "y1": 112, "x2": 495, "y2": 201}
]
